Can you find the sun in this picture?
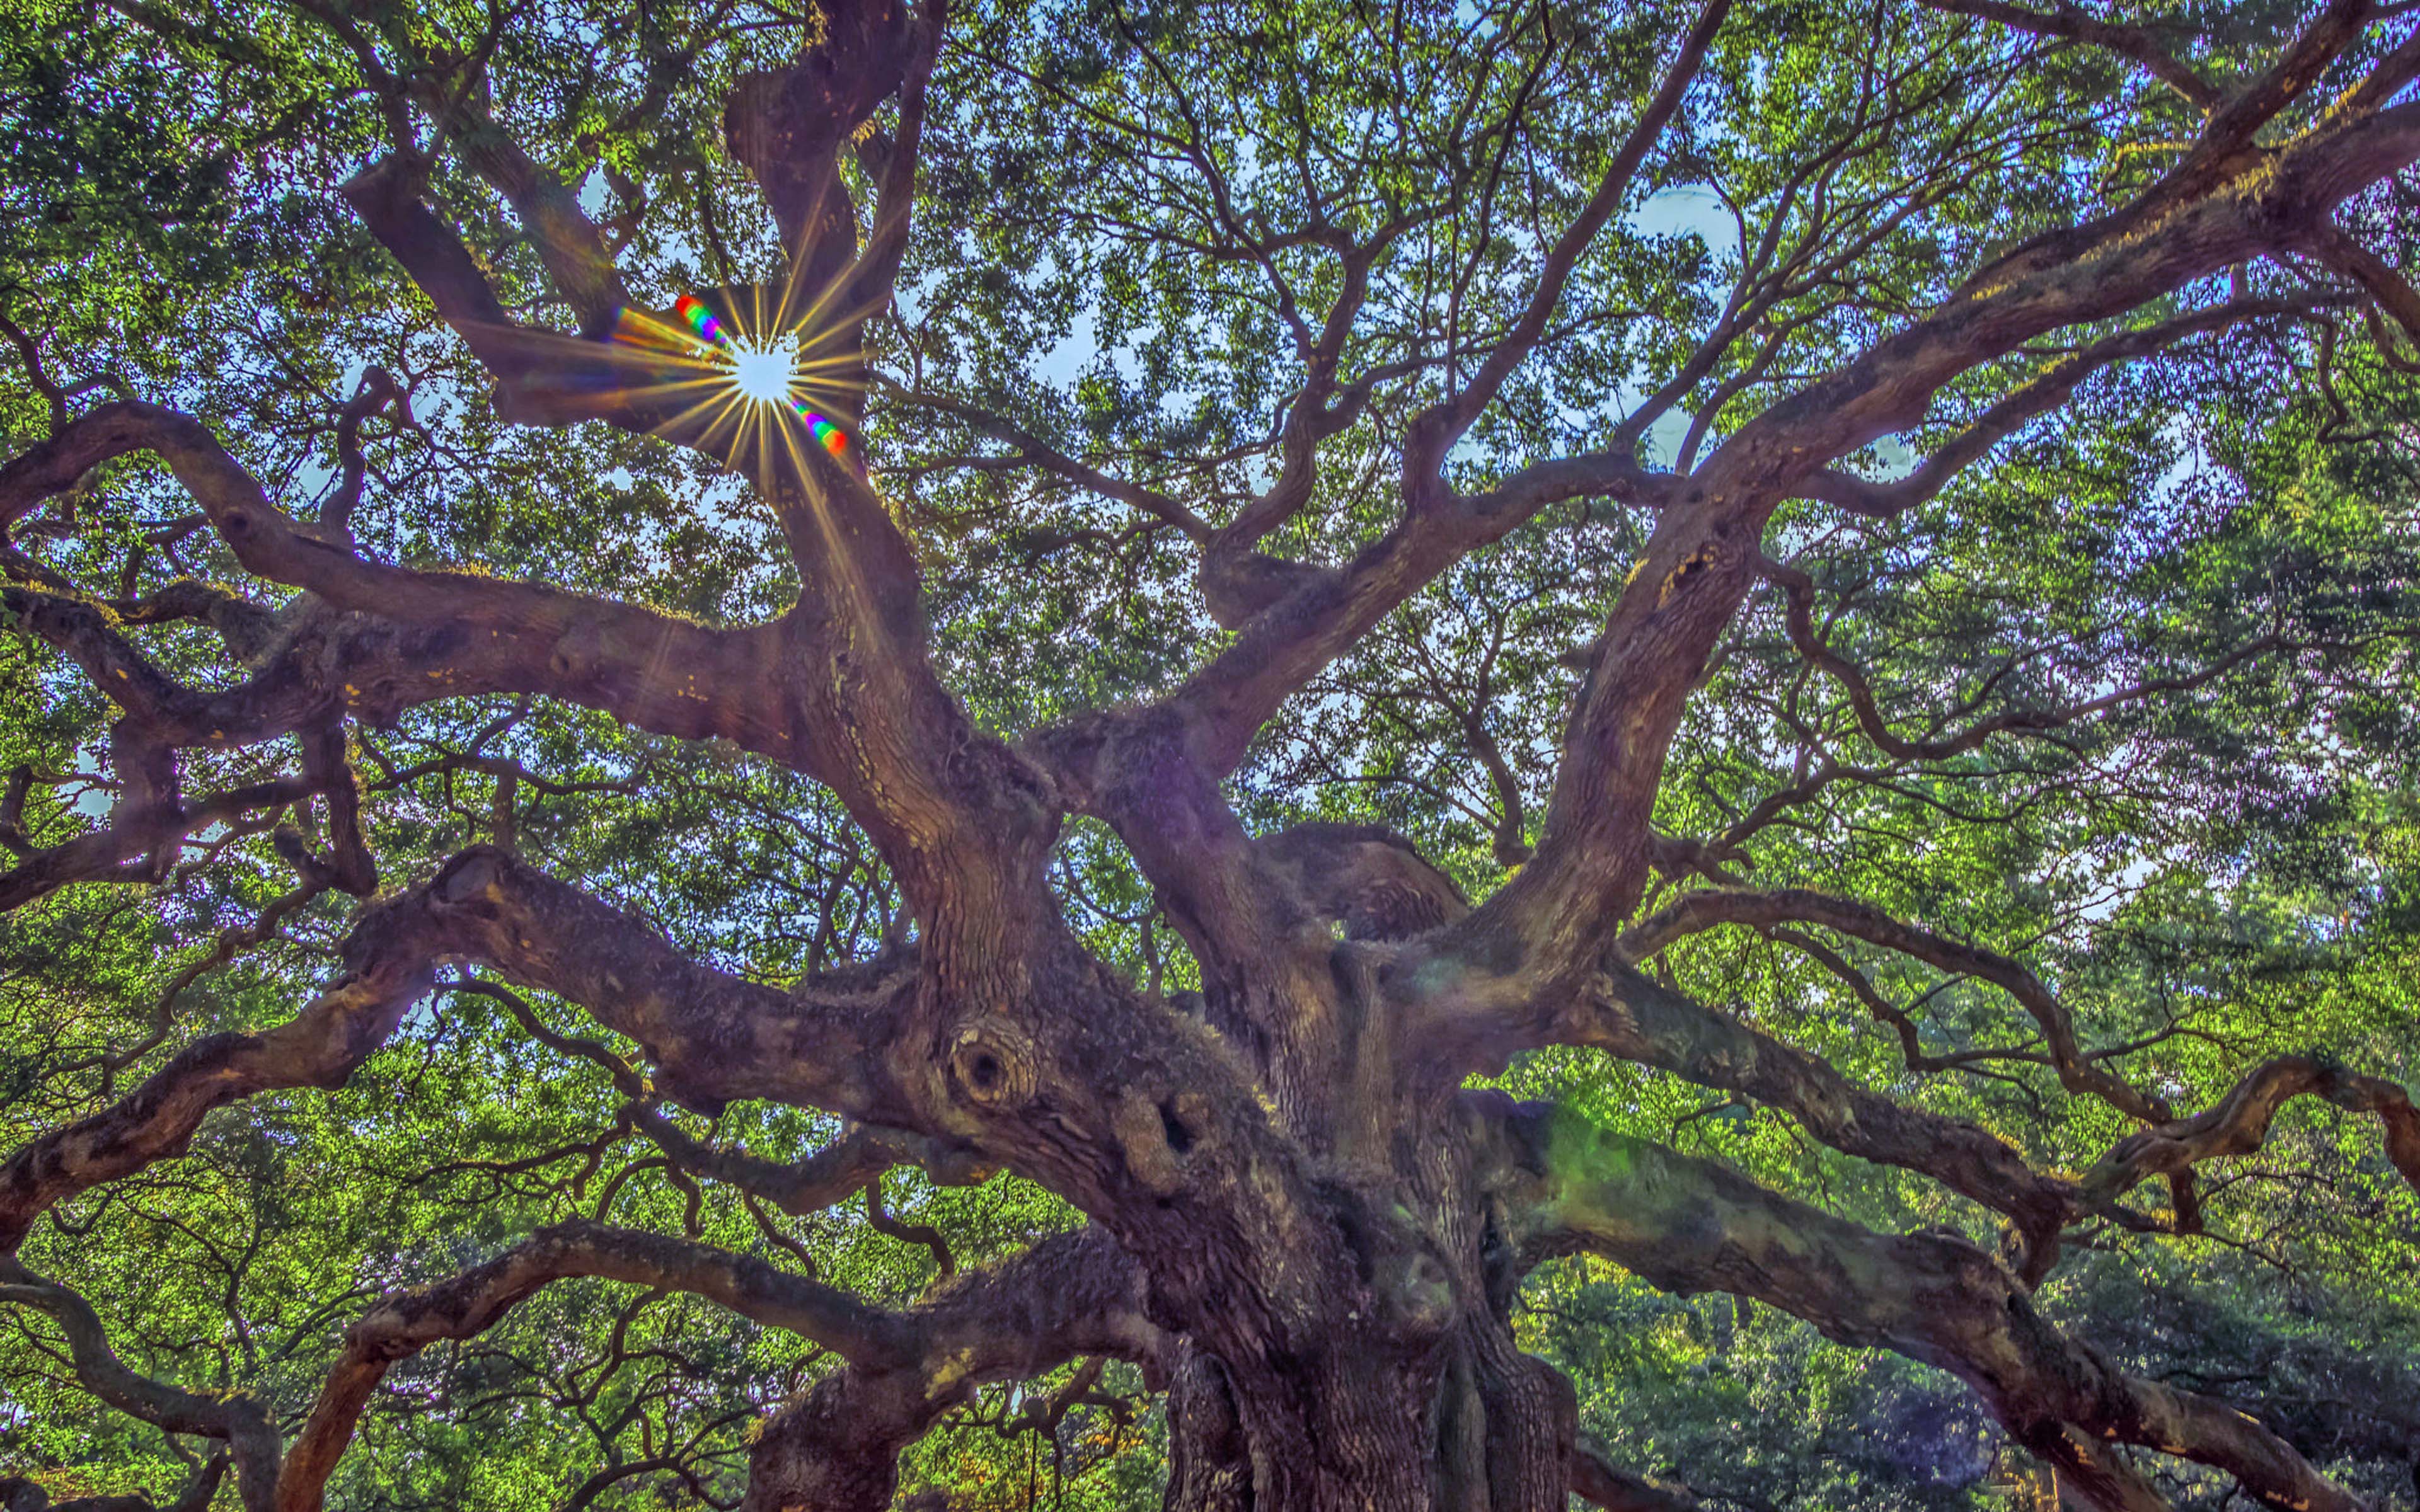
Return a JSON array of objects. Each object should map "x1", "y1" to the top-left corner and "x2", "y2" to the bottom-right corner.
[
  {"x1": 595, "y1": 295, "x2": 855, "y2": 469},
  {"x1": 729, "y1": 340, "x2": 796, "y2": 404}
]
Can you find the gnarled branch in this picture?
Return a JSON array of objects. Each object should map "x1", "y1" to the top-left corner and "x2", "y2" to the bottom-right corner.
[
  {"x1": 279, "y1": 1218, "x2": 919, "y2": 1512},
  {"x1": 742, "y1": 1226, "x2": 1164, "y2": 1512},
  {"x1": 1490, "y1": 1099, "x2": 2369, "y2": 1512},
  {"x1": 2081, "y1": 1054, "x2": 2420, "y2": 1215}
]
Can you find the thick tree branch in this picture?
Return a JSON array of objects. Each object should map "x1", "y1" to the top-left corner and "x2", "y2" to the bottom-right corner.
[
  {"x1": 383, "y1": 846, "x2": 908, "y2": 1120},
  {"x1": 279, "y1": 1218, "x2": 919, "y2": 1512},
  {"x1": 338, "y1": 157, "x2": 752, "y2": 434},
  {"x1": 1, "y1": 404, "x2": 178, "y2": 538},
  {"x1": 1489, "y1": 1101, "x2": 2370, "y2": 1512},
  {"x1": 1568, "y1": 1437, "x2": 1703, "y2": 1512},
  {"x1": 832, "y1": 1, "x2": 945, "y2": 321},
  {"x1": 335, "y1": 153, "x2": 548, "y2": 392},
  {"x1": 104, "y1": 577, "x2": 279, "y2": 661},
  {"x1": 423, "y1": 106, "x2": 633, "y2": 331},
  {"x1": 0, "y1": 404, "x2": 810, "y2": 759},
  {"x1": 1951, "y1": 0, "x2": 2382, "y2": 302},
  {"x1": 1448, "y1": 961, "x2": 2078, "y2": 1243},
  {"x1": 1463, "y1": 71, "x2": 2420, "y2": 1004}
]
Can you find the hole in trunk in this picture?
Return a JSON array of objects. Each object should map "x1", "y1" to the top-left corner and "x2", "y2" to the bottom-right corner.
[{"x1": 1159, "y1": 1101, "x2": 1194, "y2": 1154}]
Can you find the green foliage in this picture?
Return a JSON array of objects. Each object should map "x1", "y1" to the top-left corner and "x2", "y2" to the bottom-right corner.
[{"x1": 3, "y1": 0, "x2": 2418, "y2": 1506}]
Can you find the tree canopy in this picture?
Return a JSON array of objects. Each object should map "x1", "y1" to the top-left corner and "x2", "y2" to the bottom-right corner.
[{"x1": 2, "y1": 0, "x2": 2418, "y2": 1508}]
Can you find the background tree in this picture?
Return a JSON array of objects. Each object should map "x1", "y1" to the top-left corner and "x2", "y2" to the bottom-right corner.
[{"x1": 1, "y1": 0, "x2": 2418, "y2": 1508}]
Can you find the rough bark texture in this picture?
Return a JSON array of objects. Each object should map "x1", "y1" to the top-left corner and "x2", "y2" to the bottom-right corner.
[{"x1": 6, "y1": 1, "x2": 2419, "y2": 1509}]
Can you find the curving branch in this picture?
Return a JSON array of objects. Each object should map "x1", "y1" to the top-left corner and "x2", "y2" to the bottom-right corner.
[
  {"x1": 2310, "y1": 220, "x2": 2420, "y2": 350},
  {"x1": 0, "y1": 883, "x2": 444, "y2": 1254},
  {"x1": 279, "y1": 1218, "x2": 920, "y2": 1512},
  {"x1": 741, "y1": 1226, "x2": 1165, "y2": 1512},
  {"x1": 1206, "y1": 208, "x2": 1426, "y2": 571},
  {"x1": 2080, "y1": 1055, "x2": 2420, "y2": 1217},
  {"x1": 0, "y1": 404, "x2": 174, "y2": 538},
  {"x1": 865, "y1": 1174, "x2": 955, "y2": 1279},
  {"x1": 0, "y1": 1260, "x2": 281, "y2": 1510},
  {"x1": 0, "y1": 846, "x2": 910, "y2": 1254},
  {"x1": 875, "y1": 377, "x2": 1213, "y2": 542},
  {"x1": 1619, "y1": 886, "x2": 2169, "y2": 1122},
  {"x1": 630, "y1": 1101, "x2": 992, "y2": 1217},
  {"x1": 1794, "y1": 297, "x2": 2340, "y2": 520},
  {"x1": 1487, "y1": 1099, "x2": 2372, "y2": 1512},
  {"x1": 1912, "y1": 0, "x2": 2221, "y2": 112},
  {"x1": 1753, "y1": 556, "x2": 2286, "y2": 767},
  {"x1": 316, "y1": 366, "x2": 405, "y2": 542},
  {"x1": 0, "y1": 760, "x2": 321, "y2": 914}
]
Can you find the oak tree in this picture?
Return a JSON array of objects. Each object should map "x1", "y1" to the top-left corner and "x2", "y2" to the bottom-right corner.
[{"x1": 3, "y1": 0, "x2": 2419, "y2": 1508}]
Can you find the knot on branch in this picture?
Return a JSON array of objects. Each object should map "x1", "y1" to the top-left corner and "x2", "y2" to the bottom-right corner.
[
  {"x1": 546, "y1": 619, "x2": 605, "y2": 682},
  {"x1": 1199, "y1": 549, "x2": 1333, "y2": 630},
  {"x1": 946, "y1": 1016, "x2": 1036, "y2": 1108},
  {"x1": 430, "y1": 845, "x2": 512, "y2": 914},
  {"x1": 1111, "y1": 1088, "x2": 1204, "y2": 1196},
  {"x1": 1653, "y1": 531, "x2": 1739, "y2": 611}
]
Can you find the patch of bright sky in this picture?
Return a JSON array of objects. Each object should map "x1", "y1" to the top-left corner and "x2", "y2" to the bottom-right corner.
[
  {"x1": 1625, "y1": 186, "x2": 1933, "y2": 476},
  {"x1": 1589, "y1": 187, "x2": 1735, "y2": 469},
  {"x1": 941, "y1": 184, "x2": 1775, "y2": 478},
  {"x1": 1630, "y1": 185, "x2": 1738, "y2": 261}
]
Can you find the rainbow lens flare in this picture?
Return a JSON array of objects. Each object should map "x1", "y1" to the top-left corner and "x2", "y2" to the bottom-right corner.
[
  {"x1": 673, "y1": 293, "x2": 729, "y2": 351},
  {"x1": 591, "y1": 297, "x2": 853, "y2": 466},
  {"x1": 793, "y1": 401, "x2": 848, "y2": 457}
]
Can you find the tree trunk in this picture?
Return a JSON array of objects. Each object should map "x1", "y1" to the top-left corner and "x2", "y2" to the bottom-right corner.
[
  {"x1": 1133, "y1": 830, "x2": 1580, "y2": 1512},
  {"x1": 1161, "y1": 1314, "x2": 1573, "y2": 1512}
]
